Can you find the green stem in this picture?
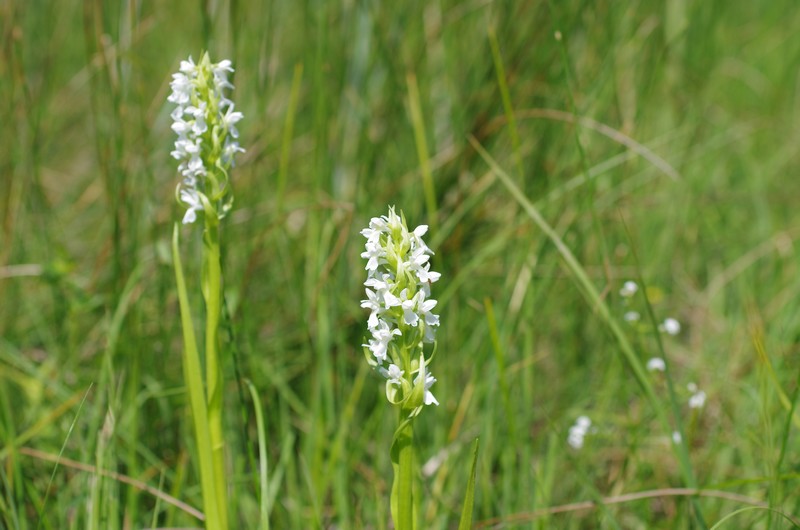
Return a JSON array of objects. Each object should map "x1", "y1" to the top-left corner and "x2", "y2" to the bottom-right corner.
[
  {"x1": 203, "y1": 221, "x2": 228, "y2": 530},
  {"x1": 172, "y1": 224, "x2": 222, "y2": 530},
  {"x1": 391, "y1": 415, "x2": 415, "y2": 530}
]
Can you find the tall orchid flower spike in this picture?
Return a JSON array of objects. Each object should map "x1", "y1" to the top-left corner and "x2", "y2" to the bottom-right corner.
[
  {"x1": 168, "y1": 52, "x2": 244, "y2": 225},
  {"x1": 168, "y1": 52, "x2": 244, "y2": 530},
  {"x1": 360, "y1": 206, "x2": 442, "y2": 530},
  {"x1": 361, "y1": 206, "x2": 441, "y2": 413}
]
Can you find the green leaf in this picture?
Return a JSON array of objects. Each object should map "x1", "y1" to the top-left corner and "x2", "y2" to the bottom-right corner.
[
  {"x1": 172, "y1": 224, "x2": 222, "y2": 530},
  {"x1": 244, "y1": 379, "x2": 270, "y2": 530},
  {"x1": 458, "y1": 438, "x2": 480, "y2": 530}
]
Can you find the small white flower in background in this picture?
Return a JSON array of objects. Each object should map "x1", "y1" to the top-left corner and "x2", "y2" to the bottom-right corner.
[
  {"x1": 672, "y1": 431, "x2": 682, "y2": 444},
  {"x1": 689, "y1": 391, "x2": 706, "y2": 409},
  {"x1": 660, "y1": 317, "x2": 681, "y2": 335},
  {"x1": 647, "y1": 357, "x2": 666, "y2": 372},
  {"x1": 361, "y1": 207, "x2": 441, "y2": 409},
  {"x1": 168, "y1": 52, "x2": 244, "y2": 224},
  {"x1": 624, "y1": 311, "x2": 640, "y2": 322},
  {"x1": 567, "y1": 415, "x2": 592, "y2": 450},
  {"x1": 619, "y1": 281, "x2": 638, "y2": 298},
  {"x1": 687, "y1": 382, "x2": 706, "y2": 409}
]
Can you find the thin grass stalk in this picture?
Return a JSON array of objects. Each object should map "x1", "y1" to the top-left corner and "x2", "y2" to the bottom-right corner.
[
  {"x1": 245, "y1": 380, "x2": 270, "y2": 530},
  {"x1": 457, "y1": 438, "x2": 480, "y2": 530},
  {"x1": 319, "y1": 363, "x2": 368, "y2": 502},
  {"x1": 484, "y1": 298, "x2": 516, "y2": 438},
  {"x1": 277, "y1": 63, "x2": 303, "y2": 216},
  {"x1": 406, "y1": 73, "x2": 438, "y2": 234},
  {"x1": 172, "y1": 224, "x2": 222, "y2": 530},
  {"x1": 224, "y1": 294, "x2": 262, "y2": 515},
  {"x1": 488, "y1": 27, "x2": 523, "y2": 181},
  {"x1": 546, "y1": 0, "x2": 614, "y2": 287},
  {"x1": 35, "y1": 385, "x2": 93, "y2": 530}
]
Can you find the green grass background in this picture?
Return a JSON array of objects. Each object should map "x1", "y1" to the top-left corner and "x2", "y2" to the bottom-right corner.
[{"x1": 2, "y1": 0, "x2": 800, "y2": 528}]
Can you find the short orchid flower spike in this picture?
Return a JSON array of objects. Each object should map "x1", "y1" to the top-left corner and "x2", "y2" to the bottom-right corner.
[
  {"x1": 168, "y1": 52, "x2": 244, "y2": 225},
  {"x1": 361, "y1": 207, "x2": 441, "y2": 413}
]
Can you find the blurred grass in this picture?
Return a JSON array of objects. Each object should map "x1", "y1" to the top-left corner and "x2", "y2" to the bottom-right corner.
[{"x1": 2, "y1": 0, "x2": 800, "y2": 528}]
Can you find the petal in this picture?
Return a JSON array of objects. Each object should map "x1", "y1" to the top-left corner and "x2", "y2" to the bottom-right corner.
[
  {"x1": 182, "y1": 208, "x2": 197, "y2": 224},
  {"x1": 424, "y1": 390, "x2": 439, "y2": 406}
]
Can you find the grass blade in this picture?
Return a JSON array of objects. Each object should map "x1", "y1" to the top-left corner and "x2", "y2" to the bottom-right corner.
[
  {"x1": 172, "y1": 224, "x2": 222, "y2": 530},
  {"x1": 457, "y1": 438, "x2": 480, "y2": 530},
  {"x1": 245, "y1": 379, "x2": 270, "y2": 530},
  {"x1": 406, "y1": 72, "x2": 438, "y2": 233}
]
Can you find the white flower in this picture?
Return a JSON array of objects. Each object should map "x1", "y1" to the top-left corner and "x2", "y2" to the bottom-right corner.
[
  {"x1": 647, "y1": 357, "x2": 666, "y2": 372},
  {"x1": 414, "y1": 369, "x2": 438, "y2": 406},
  {"x1": 421, "y1": 299, "x2": 439, "y2": 326},
  {"x1": 567, "y1": 415, "x2": 592, "y2": 450},
  {"x1": 619, "y1": 281, "x2": 638, "y2": 298},
  {"x1": 380, "y1": 364, "x2": 404, "y2": 386},
  {"x1": 363, "y1": 320, "x2": 401, "y2": 364},
  {"x1": 689, "y1": 391, "x2": 706, "y2": 409},
  {"x1": 687, "y1": 383, "x2": 706, "y2": 409},
  {"x1": 416, "y1": 264, "x2": 441, "y2": 283},
  {"x1": 362, "y1": 216, "x2": 388, "y2": 242},
  {"x1": 382, "y1": 290, "x2": 401, "y2": 309},
  {"x1": 360, "y1": 241, "x2": 384, "y2": 272},
  {"x1": 401, "y1": 292, "x2": 421, "y2": 326},
  {"x1": 167, "y1": 73, "x2": 193, "y2": 105},
  {"x1": 179, "y1": 56, "x2": 197, "y2": 73},
  {"x1": 360, "y1": 288, "x2": 382, "y2": 314},
  {"x1": 365, "y1": 273, "x2": 394, "y2": 293},
  {"x1": 221, "y1": 138, "x2": 245, "y2": 166},
  {"x1": 222, "y1": 105, "x2": 243, "y2": 137},
  {"x1": 170, "y1": 114, "x2": 192, "y2": 136},
  {"x1": 624, "y1": 311, "x2": 640, "y2": 322},
  {"x1": 212, "y1": 59, "x2": 234, "y2": 92},
  {"x1": 567, "y1": 431, "x2": 585, "y2": 449},
  {"x1": 179, "y1": 188, "x2": 204, "y2": 225},
  {"x1": 661, "y1": 318, "x2": 681, "y2": 335},
  {"x1": 672, "y1": 431, "x2": 682, "y2": 444}
]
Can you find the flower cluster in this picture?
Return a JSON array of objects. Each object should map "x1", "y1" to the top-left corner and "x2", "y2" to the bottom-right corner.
[
  {"x1": 687, "y1": 382, "x2": 706, "y2": 409},
  {"x1": 619, "y1": 281, "x2": 638, "y2": 298},
  {"x1": 567, "y1": 415, "x2": 592, "y2": 450},
  {"x1": 361, "y1": 207, "x2": 441, "y2": 409},
  {"x1": 168, "y1": 53, "x2": 244, "y2": 224}
]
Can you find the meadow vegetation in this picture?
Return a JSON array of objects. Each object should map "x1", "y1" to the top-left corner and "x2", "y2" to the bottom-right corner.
[{"x1": 2, "y1": 0, "x2": 800, "y2": 528}]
